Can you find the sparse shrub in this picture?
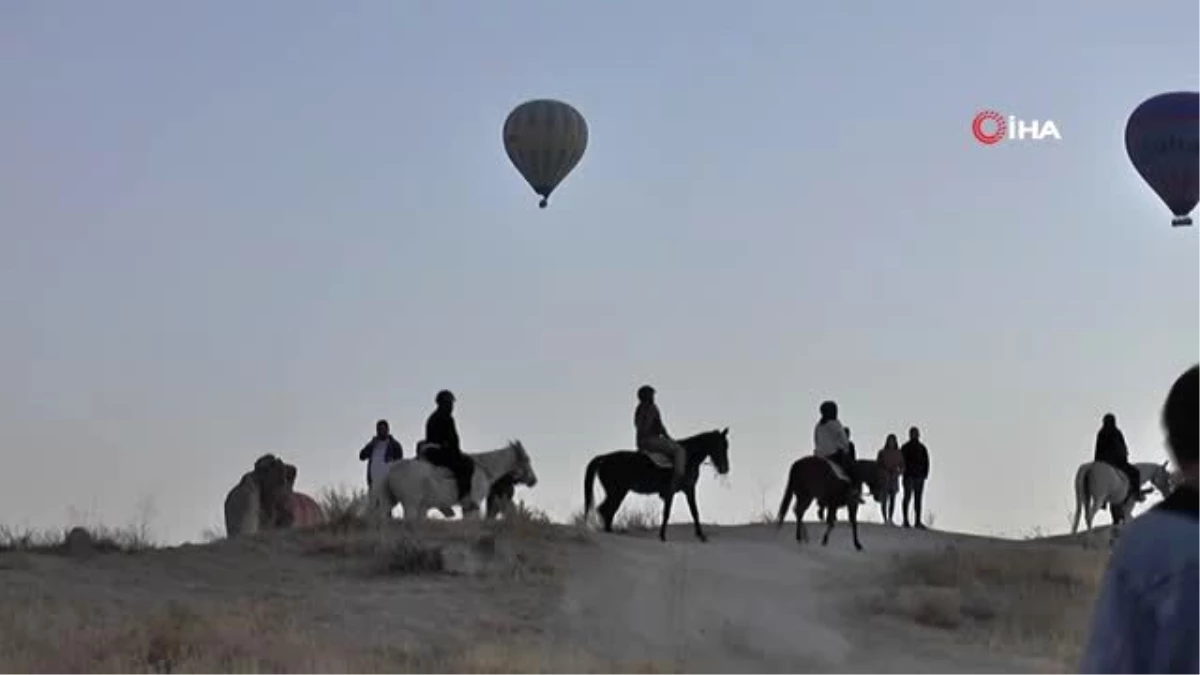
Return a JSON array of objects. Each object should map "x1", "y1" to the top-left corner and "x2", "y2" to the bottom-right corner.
[{"x1": 869, "y1": 542, "x2": 1107, "y2": 669}]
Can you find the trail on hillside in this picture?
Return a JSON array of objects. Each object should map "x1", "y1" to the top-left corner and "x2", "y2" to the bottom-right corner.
[{"x1": 547, "y1": 522, "x2": 1045, "y2": 673}]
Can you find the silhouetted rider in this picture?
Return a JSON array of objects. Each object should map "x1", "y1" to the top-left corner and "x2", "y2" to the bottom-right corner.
[
  {"x1": 421, "y1": 390, "x2": 474, "y2": 502},
  {"x1": 813, "y1": 400, "x2": 861, "y2": 503},
  {"x1": 635, "y1": 385, "x2": 687, "y2": 494},
  {"x1": 1095, "y1": 413, "x2": 1144, "y2": 506}
]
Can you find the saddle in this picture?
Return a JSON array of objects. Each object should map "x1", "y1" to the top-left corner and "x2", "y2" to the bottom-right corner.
[
  {"x1": 820, "y1": 456, "x2": 851, "y2": 483},
  {"x1": 415, "y1": 441, "x2": 471, "y2": 480},
  {"x1": 640, "y1": 449, "x2": 675, "y2": 470}
]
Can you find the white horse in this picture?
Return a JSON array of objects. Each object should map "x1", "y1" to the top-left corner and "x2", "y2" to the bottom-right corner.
[
  {"x1": 1071, "y1": 461, "x2": 1173, "y2": 538},
  {"x1": 368, "y1": 440, "x2": 537, "y2": 521}
]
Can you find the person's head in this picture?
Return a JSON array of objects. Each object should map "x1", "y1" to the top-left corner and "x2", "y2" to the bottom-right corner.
[
  {"x1": 885, "y1": 433, "x2": 898, "y2": 448},
  {"x1": 375, "y1": 419, "x2": 389, "y2": 437},
  {"x1": 908, "y1": 426, "x2": 920, "y2": 441},
  {"x1": 1102, "y1": 413, "x2": 1116, "y2": 428},
  {"x1": 637, "y1": 384, "x2": 656, "y2": 403},
  {"x1": 819, "y1": 400, "x2": 838, "y2": 421},
  {"x1": 1162, "y1": 365, "x2": 1198, "y2": 478},
  {"x1": 435, "y1": 389, "x2": 456, "y2": 411}
]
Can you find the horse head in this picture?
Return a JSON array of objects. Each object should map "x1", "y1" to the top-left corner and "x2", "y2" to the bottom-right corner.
[
  {"x1": 681, "y1": 428, "x2": 730, "y2": 475},
  {"x1": 857, "y1": 460, "x2": 885, "y2": 502},
  {"x1": 510, "y1": 440, "x2": 538, "y2": 487},
  {"x1": 1151, "y1": 460, "x2": 1175, "y2": 496}
]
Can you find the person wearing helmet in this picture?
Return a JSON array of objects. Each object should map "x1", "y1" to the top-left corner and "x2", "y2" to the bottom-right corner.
[
  {"x1": 421, "y1": 389, "x2": 474, "y2": 503},
  {"x1": 634, "y1": 385, "x2": 687, "y2": 493},
  {"x1": 813, "y1": 400, "x2": 861, "y2": 503}
]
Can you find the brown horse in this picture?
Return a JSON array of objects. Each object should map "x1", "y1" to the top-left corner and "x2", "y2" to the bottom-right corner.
[{"x1": 776, "y1": 457, "x2": 882, "y2": 551}]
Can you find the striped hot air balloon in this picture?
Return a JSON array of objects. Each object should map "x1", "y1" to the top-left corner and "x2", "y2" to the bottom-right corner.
[
  {"x1": 503, "y1": 99, "x2": 588, "y2": 208},
  {"x1": 1124, "y1": 92, "x2": 1199, "y2": 227}
]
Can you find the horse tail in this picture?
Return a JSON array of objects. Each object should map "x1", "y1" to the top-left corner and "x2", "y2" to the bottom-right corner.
[
  {"x1": 583, "y1": 456, "x2": 602, "y2": 516},
  {"x1": 776, "y1": 464, "x2": 798, "y2": 526},
  {"x1": 1071, "y1": 463, "x2": 1089, "y2": 534}
]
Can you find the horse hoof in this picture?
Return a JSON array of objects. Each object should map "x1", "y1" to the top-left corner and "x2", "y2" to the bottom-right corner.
[
  {"x1": 854, "y1": 543, "x2": 863, "y2": 551},
  {"x1": 697, "y1": 534, "x2": 708, "y2": 543}
]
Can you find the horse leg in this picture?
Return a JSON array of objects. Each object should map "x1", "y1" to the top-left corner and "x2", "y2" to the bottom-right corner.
[
  {"x1": 598, "y1": 489, "x2": 627, "y2": 533},
  {"x1": 794, "y1": 495, "x2": 812, "y2": 543},
  {"x1": 848, "y1": 502, "x2": 863, "y2": 551},
  {"x1": 658, "y1": 492, "x2": 675, "y2": 542},
  {"x1": 684, "y1": 486, "x2": 707, "y2": 542},
  {"x1": 820, "y1": 502, "x2": 838, "y2": 546}
]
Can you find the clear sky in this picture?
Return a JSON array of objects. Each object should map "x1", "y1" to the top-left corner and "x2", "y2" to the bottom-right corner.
[{"x1": 1, "y1": 1, "x2": 1197, "y2": 543}]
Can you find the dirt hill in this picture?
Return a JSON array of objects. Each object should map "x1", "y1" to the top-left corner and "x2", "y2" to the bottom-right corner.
[{"x1": 0, "y1": 513, "x2": 1110, "y2": 673}]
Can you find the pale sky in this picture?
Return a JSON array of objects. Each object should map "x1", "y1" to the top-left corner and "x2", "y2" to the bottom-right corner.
[{"x1": 1, "y1": 1, "x2": 1197, "y2": 544}]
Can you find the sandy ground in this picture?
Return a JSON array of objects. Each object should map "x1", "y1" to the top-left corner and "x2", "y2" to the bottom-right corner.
[
  {"x1": 552, "y1": 522, "x2": 1056, "y2": 673},
  {"x1": 0, "y1": 517, "x2": 1100, "y2": 672}
]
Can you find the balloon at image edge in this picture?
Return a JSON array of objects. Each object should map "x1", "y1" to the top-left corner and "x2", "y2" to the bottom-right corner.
[
  {"x1": 503, "y1": 99, "x2": 588, "y2": 209},
  {"x1": 1124, "y1": 91, "x2": 1199, "y2": 227}
]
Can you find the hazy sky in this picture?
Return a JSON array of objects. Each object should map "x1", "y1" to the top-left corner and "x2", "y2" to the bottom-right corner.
[{"x1": 2, "y1": 2, "x2": 1197, "y2": 544}]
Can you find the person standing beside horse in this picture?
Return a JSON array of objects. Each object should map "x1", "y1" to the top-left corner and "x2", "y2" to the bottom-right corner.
[
  {"x1": 358, "y1": 419, "x2": 405, "y2": 490},
  {"x1": 900, "y1": 426, "x2": 930, "y2": 529},
  {"x1": 876, "y1": 434, "x2": 904, "y2": 525},
  {"x1": 1095, "y1": 413, "x2": 1146, "y2": 508},
  {"x1": 634, "y1": 385, "x2": 687, "y2": 497},
  {"x1": 1080, "y1": 364, "x2": 1198, "y2": 674},
  {"x1": 419, "y1": 390, "x2": 475, "y2": 505},
  {"x1": 813, "y1": 400, "x2": 861, "y2": 503}
]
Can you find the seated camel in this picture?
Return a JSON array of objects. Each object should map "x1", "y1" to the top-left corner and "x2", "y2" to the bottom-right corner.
[{"x1": 224, "y1": 454, "x2": 325, "y2": 537}]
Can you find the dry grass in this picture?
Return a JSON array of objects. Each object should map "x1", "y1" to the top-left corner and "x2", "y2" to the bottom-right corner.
[
  {"x1": 0, "y1": 523, "x2": 156, "y2": 555},
  {"x1": 0, "y1": 596, "x2": 673, "y2": 673},
  {"x1": 0, "y1": 510, "x2": 654, "y2": 673},
  {"x1": 869, "y1": 541, "x2": 1108, "y2": 669}
]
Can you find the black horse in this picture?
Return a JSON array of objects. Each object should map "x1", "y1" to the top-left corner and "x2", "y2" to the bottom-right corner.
[
  {"x1": 583, "y1": 428, "x2": 731, "y2": 542},
  {"x1": 776, "y1": 457, "x2": 882, "y2": 551}
]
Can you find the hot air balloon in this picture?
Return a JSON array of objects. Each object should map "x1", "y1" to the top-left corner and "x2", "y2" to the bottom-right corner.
[
  {"x1": 503, "y1": 99, "x2": 588, "y2": 208},
  {"x1": 1124, "y1": 91, "x2": 1199, "y2": 227}
]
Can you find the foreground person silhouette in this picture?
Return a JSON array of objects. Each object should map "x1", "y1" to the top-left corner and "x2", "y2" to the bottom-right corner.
[{"x1": 1080, "y1": 364, "x2": 1198, "y2": 674}]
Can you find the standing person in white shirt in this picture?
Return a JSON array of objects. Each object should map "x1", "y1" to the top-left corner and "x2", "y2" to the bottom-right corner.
[
  {"x1": 358, "y1": 419, "x2": 405, "y2": 489},
  {"x1": 813, "y1": 400, "x2": 861, "y2": 503}
]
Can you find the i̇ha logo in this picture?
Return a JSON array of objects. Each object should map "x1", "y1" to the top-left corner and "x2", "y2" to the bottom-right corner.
[{"x1": 972, "y1": 109, "x2": 1061, "y2": 145}]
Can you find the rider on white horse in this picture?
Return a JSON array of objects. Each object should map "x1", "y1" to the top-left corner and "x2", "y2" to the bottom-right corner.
[
  {"x1": 813, "y1": 400, "x2": 862, "y2": 503},
  {"x1": 419, "y1": 390, "x2": 475, "y2": 504},
  {"x1": 1095, "y1": 413, "x2": 1146, "y2": 507}
]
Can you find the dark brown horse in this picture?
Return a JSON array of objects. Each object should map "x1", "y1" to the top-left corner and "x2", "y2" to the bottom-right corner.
[
  {"x1": 583, "y1": 428, "x2": 730, "y2": 542},
  {"x1": 776, "y1": 457, "x2": 882, "y2": 551}
]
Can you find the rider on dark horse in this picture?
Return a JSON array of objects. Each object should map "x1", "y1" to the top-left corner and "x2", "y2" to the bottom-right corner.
[
  {"x1": 813, "y1": 400, "x2": 862, "y2": 504},
  {"x1": 421, "y1": 389, "x2": 475, "y2": 503},
  {"x1": 635, "y1": 385, "x2": 687, "y2": 497},
  {"x1": 1095, "y1": 413, "x2": 1145, "y2": 507}
]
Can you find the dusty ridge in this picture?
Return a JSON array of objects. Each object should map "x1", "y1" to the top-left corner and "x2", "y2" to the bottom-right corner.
[{"x1": 0, "y1": 518, "x2": 1106, "y2": 672}]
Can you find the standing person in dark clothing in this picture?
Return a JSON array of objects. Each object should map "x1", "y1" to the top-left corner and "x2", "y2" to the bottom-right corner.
[
  {"x1": 900, "y1": 426, "x2": 930, "y2": 529},
  {"x1": 1095, "y1": 413, "x2": 1146, "y2": 506},
  {"x1": 844, "y1": 426, "x2": 858, "y2": 462},
  {"x1": 358, "y1": 419, "x2": 404, "y2": 489},
  {"x1": 420, "y1": 390, "x2": 475, "y2": 503}
]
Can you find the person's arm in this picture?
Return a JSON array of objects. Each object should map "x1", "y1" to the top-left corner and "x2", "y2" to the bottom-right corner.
[
  {"x1": 448, "y1": 418, "x2": 461, "y2": 452},
  {"x1": 359, "y1": 439, "x2": 372, "y2": 461},
  {"x1": 387, "y1": 438, "x2": 404, "y2": 461}
]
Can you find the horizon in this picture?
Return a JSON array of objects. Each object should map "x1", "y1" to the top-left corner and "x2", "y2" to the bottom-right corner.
[{"x1": 1, "y1": 1, "x2": 1197, "y2": 544}]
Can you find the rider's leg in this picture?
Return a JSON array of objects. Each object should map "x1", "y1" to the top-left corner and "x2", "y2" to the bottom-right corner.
[
  {"x1": 453, "y1": 454, "x2": 473, "y2": 502},
  {"x1": 1122, "y1": 462, "x2": 1144, "y2": 502}
]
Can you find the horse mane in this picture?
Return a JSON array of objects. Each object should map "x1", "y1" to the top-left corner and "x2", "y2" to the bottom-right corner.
[{"x1": 678, "y1": 429, "x2": 723, "y2": 445}]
